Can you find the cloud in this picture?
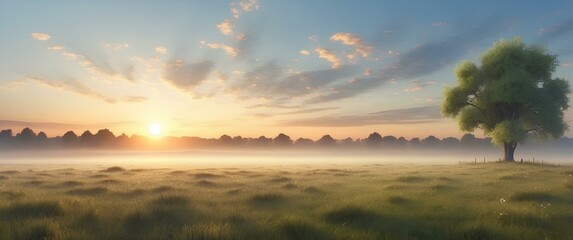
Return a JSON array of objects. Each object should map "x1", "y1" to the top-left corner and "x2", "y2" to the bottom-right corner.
[
  {"x1": 271, "y1": 67, "x2": 354, "y2": 98},
  {"x1": 217, "y1": 19, "x2": 234, "y2": 35},
  {"x1": 330, "y1": 32, "x2": 373, "y2": 58},
  {"x1": 403, "y1": 80, "x2": 436, "y2": 92},
  {"x1": 306, "y1": 17, "x2": 510, "y2": 104},
  {"x1": 31, "y1": 32, "x2": 51, "y2": 41},
  {"x1": 46, "y1": 45, "x2": 136, "y2": 83},
  {"x1": 308, "y1": 35, "x2": 319, "y2": 42},
  {"x1": 24, "y1": 77, "x2": 117, "y2": 103},
  {"x1": 203, "y1": 42, "x2": 239, "y2": 57},
  {"x1": 281, "y1": 105, "x2": 441, "y2": 127},
  {"x1": 229, "y1": 61, "x2": 281, "y2": 99},
  {"x1": 432, "y1": 22, "x2": 448, "y2": 27},
  {"x1": 0, "y1": 120, "x2": 84, "y2": 130},
  {"x1": 537, "y1": 17, "x2": 573, "y2": 42},
  {"x1": 48, "y1": 45, "x2": 64, "y2": 51},
  {"x1": 102, "y1": 42, "x2": 129, "y2": 51},
  {"x1": 299, "y1": 50, "x2": 310, "y2": 55},
  {"x1": 315, "y1": 48, "x2": 342, "y2": 69},
  {"x1": 123, "y1": 96, "x2": 148, "y2": 103},
  {"x1": 254, "y1": 107, "x2": 340, "y2": 118},
  {"x1": 162, "y1": 59, "x2": 214, "y2": 91},
  {"x1": 155, "y1": 46, "x2": 167, "y2": 54},
  {"x1": 230, "y1": 0, "x2": 260, "y2": 19}
]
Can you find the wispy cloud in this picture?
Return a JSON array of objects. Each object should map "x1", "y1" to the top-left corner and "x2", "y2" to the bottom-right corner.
[
  {"x1": 305, "y1": 17, "x2": 510, "y2": 104},
  {"x1": 330, "y1": 32, "x2": 373, "y2": 58},
  {"x1": 403, "y1": 80, "x2": 436, "y2": 92},
  {"x1": 432, "y1": 22, "x2": 448, "y2": 27},
  {"x1": 155, "y1": 46, "x2": 167, "y2": 54},
  {"x1": 201, "y1": 41, "x2": 239, "y2": 58},
  {"x1": 281, "y1": 105, "x2": 441, "y2": 127},
  {"x1": 537, "y1": 17, "x2": 573, "y2": 42},
  {"x1": 24, "y1": 77, "x2": 116, "y2": 103},
  {"x1": 162, "y1": 59, "x2": 214, "y2": 91},
  {"x1": 217, "y1": 19, "x2": 234, "y2": 35},
  {"x1": 315, "y1": 48, "x2": 342, "y2": 69},
  {"x1": 47, "y1": 44, "x2": 134, "y2": 83},
  {"x1": 299, "y1": 50, "x2": 311, "y2": 55},
  {"x1": 102, "y1": 42, "x2": 129, "y2": 51},
  {"x1": 230, "y1": 0, "x2": 260, "y2": 19},
  {"x1": 31, "y1": 32, "x2": 51, "y2": 41}
]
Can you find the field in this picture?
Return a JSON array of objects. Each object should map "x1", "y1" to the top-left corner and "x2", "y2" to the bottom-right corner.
[{"x1": 1, "y1": 162, "x2": 572, "y2": 240}]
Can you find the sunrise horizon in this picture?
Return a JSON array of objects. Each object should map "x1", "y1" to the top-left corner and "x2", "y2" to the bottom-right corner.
[{"x1": 1, "y1": 1, "x2": 572, "y2": 141}]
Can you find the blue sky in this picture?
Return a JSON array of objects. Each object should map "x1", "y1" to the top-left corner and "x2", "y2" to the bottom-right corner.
[{"x1": 0, "y1": 0, "x2": 572, "y2": 139}]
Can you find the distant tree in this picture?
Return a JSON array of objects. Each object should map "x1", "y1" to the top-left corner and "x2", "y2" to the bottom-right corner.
[
  {"x1": 116, "y1": 133, "x2": 130, "y2": 147},
  {"x1": 409, "y1": 137, "x2": 421, "y2": 147},
  {"x1": 93, "y1": 129, "x2": 115, "y2": 147},
  {"x1": 317, "y1": 135, "x2": 336, "y2": 146},
  {"x1": 366, "y1": 132, "x2": 382, "y2": 146},
  {"x1": 460, "y1": 133, "x2": 478, "y2": 145},
  {"x1": 294, "y1": 138, "x2": 314, "y2": 146},
  {"x1": 80, "y1": 130, "x2": 94, "y2": 146},
  {"x1": 61, "y1": 131, "x2": 78, "y2": 147},
  {"x1": 381, "y1": 135, "x2": 398, "y2": 147},
  {"x1": 340, "y1": 137, "x2": 354, "y2": 146},
  {"x1": 253, "y1": 136, "x2": 273, "y2": 146},
  {"x1": 36, "y1": 132, "x2": 48, "y2": 145},
  {"x1": 422, "y1": 135, "x2": 441, "y2": 146},
  {"x1": 232, "y1": 136, "x2": 245, "y2": 145},
  {"x1": 441, "y1": 137, "x2": 460, "y2": 147},
  {"x1": 219, "y1": 134, "x2": 233, "y2": 145},
  {"x1": 397, "y1": 137, "x2": 408, "y2": 147},
  {"x1": 0, "y1": 129, "x2": 12, "y2": 139},
  {"x1": 16, "y1": 128, "x2": 36, "y2": 143},
  {"x1": 442, "y1": 38, "x2": 570, "y2": 161},
  {"x1": 274, "y1": 133, "x2": 293, "y2": 145}
]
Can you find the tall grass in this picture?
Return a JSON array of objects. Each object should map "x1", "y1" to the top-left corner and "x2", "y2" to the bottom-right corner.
[{"x1": 0, "y1": 163, "x2": 571, "y2": 239}]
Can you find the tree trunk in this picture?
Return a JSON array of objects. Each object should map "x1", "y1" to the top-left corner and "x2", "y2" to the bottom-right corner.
[{"x1": 502, "y1": 142, "x2": 516, "y2": 162}]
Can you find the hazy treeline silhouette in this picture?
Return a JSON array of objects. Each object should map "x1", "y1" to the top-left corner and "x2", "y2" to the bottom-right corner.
[{"x1": 1, "y1": 127, "x2": 572, "y2": 151}]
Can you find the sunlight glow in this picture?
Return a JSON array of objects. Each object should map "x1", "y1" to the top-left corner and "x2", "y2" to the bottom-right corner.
[{"x1": 149, "y1": 123, "x2": 161, "y2": 136}]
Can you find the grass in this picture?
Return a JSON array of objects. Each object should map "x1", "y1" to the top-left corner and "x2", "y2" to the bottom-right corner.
[{"x1": 0, "y1": 162, "x2": 572, "y2": 239}]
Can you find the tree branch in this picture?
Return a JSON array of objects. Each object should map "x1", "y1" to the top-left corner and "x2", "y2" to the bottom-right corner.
[{"x1": 466, "y1": 102, "x2": 486, "y2": 115}]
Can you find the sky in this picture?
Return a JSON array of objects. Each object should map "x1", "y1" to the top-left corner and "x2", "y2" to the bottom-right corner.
[{"x1": 0, "y1": 0, "x2": 572, "y2": 140}]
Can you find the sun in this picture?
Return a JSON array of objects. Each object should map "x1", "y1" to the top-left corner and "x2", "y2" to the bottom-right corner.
[{"x1": 149, "y1": 123, "x2": 161, "y2": 136}]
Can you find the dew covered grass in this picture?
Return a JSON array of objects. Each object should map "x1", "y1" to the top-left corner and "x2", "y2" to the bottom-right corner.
[{"x1": 0, "y1": 162, "x2": 571, "y2": 239}]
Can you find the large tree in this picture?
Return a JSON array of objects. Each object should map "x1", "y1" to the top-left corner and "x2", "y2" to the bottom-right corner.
[{"x1": 442, "y1": 38, "x2": 570, "y2": 161}]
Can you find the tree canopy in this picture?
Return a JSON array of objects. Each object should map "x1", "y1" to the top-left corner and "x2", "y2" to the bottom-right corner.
[{"x1": 442, "y1": 38, "x2": 570, "y2": 161}]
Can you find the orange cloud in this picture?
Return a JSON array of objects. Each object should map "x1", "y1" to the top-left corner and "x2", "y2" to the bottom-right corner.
[
  {"x1": 330, "y1": 32, "x2": 372, "y2": 58},
  {"x1": 315, "y1": 48, "x2": 342, "y2": 69},
  {"x1": 155, "y1": 46, "x2": 167, "y2": 54},
  {"x1": 230, "y1": 0, "x2": 260, "y2": 19},
  {"x1": 217, "y1": 19, "x2": 234, "y2": 35},
  {"x1": 31, "y1": 32, "x2": 51, "y2": 41},
  {"x1": 205, "y1": 43, "x2": 238, "y2": 57}
]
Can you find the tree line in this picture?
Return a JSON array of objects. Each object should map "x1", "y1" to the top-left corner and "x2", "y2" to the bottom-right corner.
[{"x1": 1, "y1": 127, "x2": 571, "y2": 151}]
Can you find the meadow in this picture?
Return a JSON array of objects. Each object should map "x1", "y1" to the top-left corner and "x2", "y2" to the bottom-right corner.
[{"x1": 0, "y1": 162, "x2": 572, "y2": 240}]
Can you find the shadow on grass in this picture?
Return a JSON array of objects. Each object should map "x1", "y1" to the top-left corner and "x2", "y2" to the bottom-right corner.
[
  {"x1": 100, "y1": 166, "x2": 126, "y2": 173},
  {"x1": 152, "y1": 185, "x2": 175, "y2": 193},
  {"x1": 57, "y1": 180, "x2": 84, "y2": 188},
  {"x1": 270, "y1": 176, "x2": 293, "y2": 183},
  {"x1": 323, "y1": 205, "x2": 452, "y2": 239},
  {"x1": 97, "y1": 179, "x2": 123, "y2": 184},
  {"x1": 196, "y1": 180, "x2": 218, "y2": 187},
  {"x1": 0, "y1": 190, "x2": 25, "y2": 200},
  {"x1": 396, "y1": 176, "x2": 426, "y2": 183},
  {"x1": 193, "y1": 173, "x2": 224, "y2": 179},
  {"x1": 2, "y1": 201, "x2": 64, "y2": 219},
  {"x1": 67, "y1": 187, "x2": 108, "y2": 196},
  {"x1": 123, "y1": 194, "x2": 196, "y2": 238},
  {"x1": 387, "y1": 196, "x2": 409, "y2": 204},
  {"x1": 279, "y1": 214, "x2": 334, "y2": 240},
  {"x1": 510, "y1": 191, "x2": 558, "y2": 202},
  {"x1": 249, "y1": 193, "x2": 285, "y2": 205}
]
